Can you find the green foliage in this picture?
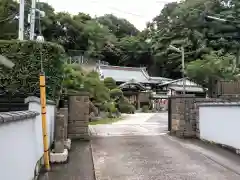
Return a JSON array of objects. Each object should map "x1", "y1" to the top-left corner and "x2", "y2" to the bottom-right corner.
[
  {"x1": 186, "y1": 51, "x2": 239, "y2": 95},
  {"x1": 96, "y1": 14, "x2": 139, "y2": 38},
  {"x1": 103, "y1": 102, "x2": 118, "y2": 113},
  {"x1": 84, "y1": 75, "x2": 110, "y2": 103},
  {"x1": 103, "y1": 77, "x2": 117, "y2": 90},
  {"x1": 3, "y1": 0, "x2": 240, "y2": 84},
  {"x1": 63, "y1": 65, "x2": 110, "y2": 103},
  {"x1": 142, "y1": 105, "x2": 149, "y2": 113},
  {"x1": 117, "y1": 97, "x2": 135, "y2": 114},
  {"x1": 110, "y1": 88, "x2": 123, "y2": 99},
  {"x1": 146, "y1": 0, "x2": 240, "y2": 78},
  {"x1": 0, "y1": 40, "x2": 65, "y2": 100},
  {"x1": 118, "y1": 103, "x2": 135, "y2": 114},
  {"x1": 62, "y1": 63, "x2": 84, "y2": 92}
]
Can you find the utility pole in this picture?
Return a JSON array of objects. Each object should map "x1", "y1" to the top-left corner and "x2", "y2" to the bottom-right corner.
[
  {"x1": 169, "y1": 45, "x2": 186, "y2": 95},
  {"x1": 30, "y1": 0, "x2": 36, "y2": 40},
  {"x1": 18, "y1": 0, "x2": 25, "y2": 40}
]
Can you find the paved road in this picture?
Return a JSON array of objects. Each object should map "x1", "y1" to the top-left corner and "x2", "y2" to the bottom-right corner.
[
  {"x1": 91, "y1": 113, "x2": 240, "y2": 180},
  {"x1": 38, "y1": 141, "x2": 95, "y2": 180},
  {"x1": 89, "y1": 113, "x2": 168, "y2": 136}
]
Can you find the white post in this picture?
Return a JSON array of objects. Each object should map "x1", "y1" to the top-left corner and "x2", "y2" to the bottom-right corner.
[
  {"x1": 18, "y1": 0, "x2": 25, "y2": 40},
  {"x1": 30, "y1": 0, "x2": 36, "y2": 40},
  {"x1": 181, "y1": 46, "x2": 186, "y2": 95}
]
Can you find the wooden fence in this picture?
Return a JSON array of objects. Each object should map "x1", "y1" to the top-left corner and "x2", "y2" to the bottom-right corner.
[{"x1": 216, "y1": 80, "x2": 240, "y2": 96}]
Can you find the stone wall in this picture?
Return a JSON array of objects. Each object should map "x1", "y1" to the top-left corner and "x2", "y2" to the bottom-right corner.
[
  {"x1": 68, "y1": 92, "x2": 90, "y2": 140},
  {"x1": 170, "y1": 96, "x2": 232, "y2": 138}
]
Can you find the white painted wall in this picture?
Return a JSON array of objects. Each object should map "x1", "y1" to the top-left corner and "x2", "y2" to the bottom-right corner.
[
  {"x1": 0, "y1": 99, "x2": 56, "y2": 180},
  {"x1": 28, "y1": 100, "x2": 55, "y2": 146},
  {"x1": 199, "y1": 104, "x2": 240, "y2": 150}
]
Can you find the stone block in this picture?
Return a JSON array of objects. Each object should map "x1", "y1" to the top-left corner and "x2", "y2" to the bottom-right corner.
[
  {"x1": 55, "y1": 113, "x2": 65, "y2": 141},
  {"x1": 68, "y1": 120, "x2": 89, "y2": 126},
  {"x1": 54, "y1": 140, "x2": 64, "y2": 153},
  {"x1": 64, "y1": 139, "x2": 71, "y2": 150},
  {"x1": 50, "y1": 149, "x2": 68, "y2": 163},
  {"x1": 67, "y1": 94, "x2": 90, "y2": 140}
]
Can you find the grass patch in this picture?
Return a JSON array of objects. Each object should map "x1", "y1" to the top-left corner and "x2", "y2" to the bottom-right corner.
[{"x1": 89, "y1": 117, "x2": 122, "y2": 125}]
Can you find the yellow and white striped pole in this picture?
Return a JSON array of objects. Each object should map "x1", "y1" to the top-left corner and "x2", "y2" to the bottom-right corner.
[{"x1": 40, "y1": 72, "x2": 50, "y2": 171}]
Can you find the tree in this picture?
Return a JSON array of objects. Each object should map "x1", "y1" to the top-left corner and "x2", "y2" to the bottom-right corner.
[
  {"x1": 0, "y1": 0, "x2": 18, "y2": 39},
  {"x1": 103, "y1": 77, "x2": 117, "y2": 90},
  {"x1": 145, "y1": 0, "x2": 240, "y2": 78},
  {"x1": 186, "y1": 51, "x2": 238, "y2": 96},
  {"x1": 96, "y1": 14, "x2": 139, "y2": 38}
]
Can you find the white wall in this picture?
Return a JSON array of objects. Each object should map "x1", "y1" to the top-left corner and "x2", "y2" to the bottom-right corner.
[
  {"x1": 28, "y1": 100, "x2": 55, "y2": 146},
  {"x1": 199, "y1": 104, "x2": 240, "y2": 150},
  {"x1": 0, "y1": 98, "x2": 56, "y2": 180}
]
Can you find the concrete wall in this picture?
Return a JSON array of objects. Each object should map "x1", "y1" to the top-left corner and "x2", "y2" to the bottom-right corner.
[
  {"x1": 199, "y1": 103, "x2": 240, "y2": 150},
  {"x1": 0, "y1": 111, "x2": 41, "y2": 180},
  {"x1": 25, "y1": 96, "x2": 56, "y2": 146},
  {"x1": 0, "y1": 97, "x2": 56, "y2": 180}
]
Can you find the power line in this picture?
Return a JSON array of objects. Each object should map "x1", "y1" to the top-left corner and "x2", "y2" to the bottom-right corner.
[{"x1": 88, "y1": 0, "x2": 175, "y2": 18}]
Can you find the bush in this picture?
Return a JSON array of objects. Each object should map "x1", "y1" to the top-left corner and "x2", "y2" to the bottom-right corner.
[
  {"x1": 84, "y1": 75, "x2": 110, "y2": 103},
  {"x1": 104, "y1": 77, "x2": 117, "y2": 90},
  {"x1": 110, "y1": 88, "x2": 123, "y2": 99},
  {"x1": 118, "y1": 103, "x2": 135, "y2": 114},
  {"x1": 142, "y1": 105, "x2": 149, "y2": 113},
  {"x1": 0, "y1": 40, "x2": 65, "y2": 100}
]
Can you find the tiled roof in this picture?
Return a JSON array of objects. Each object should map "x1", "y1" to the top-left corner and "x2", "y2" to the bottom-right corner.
[
  {"x1": 169, "y1": 86, "x2": 205, "y2": 93},
  {"x1": 98, "y1": 65, "x2": 150, "y2": 83},
  {"x1": 149, "y1": 77, "x2": 173, "y2": 84}
]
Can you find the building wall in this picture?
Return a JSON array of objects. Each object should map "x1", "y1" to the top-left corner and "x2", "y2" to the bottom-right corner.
[{"x1": 0, "y1": 97, "x2": 56, "y2": 180}]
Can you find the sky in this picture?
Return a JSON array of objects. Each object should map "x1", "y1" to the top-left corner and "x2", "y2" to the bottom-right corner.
[{"x1": 41, "y1": 0, "x2": 177, "y2": 30}]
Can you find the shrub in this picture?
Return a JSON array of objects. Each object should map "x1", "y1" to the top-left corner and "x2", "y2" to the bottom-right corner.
[
  {"x1": 63, "y1": 64, "x2": 84, "y2": 91},
  {"x1": 142, "y1": 105, "x2": 149, "y2": 113},
  {"x1": 118, "y1": 103, "x2": 135, "y2": 114},
  {"x1": 110, "y1": 88, "x2": 123, "y2": 99},
  {"x1": 0, "y1": 40, "x2": 65, "y2": 100},
  {"x1": 103, "y1": 77, "x2": 117, "y2": 90},
  {"x1": 84, "y1": 75, "x2": 110, "y2": 103}
]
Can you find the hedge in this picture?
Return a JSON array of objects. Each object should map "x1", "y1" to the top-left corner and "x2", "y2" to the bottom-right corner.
[{"x1": 0, "y1": 40, "x2": 65, "y2": 100}]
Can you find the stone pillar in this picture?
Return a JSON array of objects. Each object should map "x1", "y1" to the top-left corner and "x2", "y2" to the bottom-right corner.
[
  {"x1": 54, "y1": 113, "x2": 65, "y2": 153},
  {"x1": 68, "y1": 92, "x2": 90, "y2": 140},
  {"x1": 136, "y1": 93, "x2": 140, "y2": 110},
  {"x1": 58, "y1": 108, "x2": 68, "y2": 140}
]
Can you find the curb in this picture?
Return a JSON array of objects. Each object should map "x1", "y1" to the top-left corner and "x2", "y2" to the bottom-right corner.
[{"x1": 89, "y1": 140, "x2": 98, "y2": 180}]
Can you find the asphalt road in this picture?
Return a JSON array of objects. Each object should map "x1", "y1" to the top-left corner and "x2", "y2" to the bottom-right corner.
[
  {"x1": 38, "y1": 141, "x2": 95, "y2": 180},
  {"x1": 91, "y1": 113, "x2": 240, "y2": 180}
]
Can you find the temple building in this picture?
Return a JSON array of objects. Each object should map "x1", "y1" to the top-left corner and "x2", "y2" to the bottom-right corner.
[{"x1": 95, "y1": 64, "x2": 206, "y2": 110}]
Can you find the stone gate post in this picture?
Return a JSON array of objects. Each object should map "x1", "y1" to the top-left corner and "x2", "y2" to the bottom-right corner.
[{"x1": 68, "y1": 92, "x2": 90, "y2": 140}]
